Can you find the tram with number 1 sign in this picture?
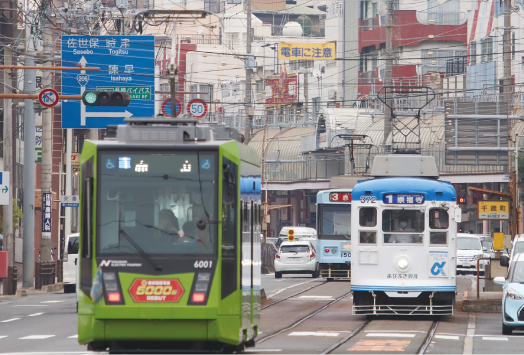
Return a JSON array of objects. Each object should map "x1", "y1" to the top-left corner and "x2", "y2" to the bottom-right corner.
[
  {"x1": 350, "y1": 155, "x2": 461, "y2": 315},
  {"x1": 77, "y1": 117, "x2": 262, "y2": 352},
  {"x1": 316, "y1": 189, "x2": 353, "y2": 280}
]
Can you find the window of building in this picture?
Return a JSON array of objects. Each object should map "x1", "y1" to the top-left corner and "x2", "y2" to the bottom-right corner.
[
  {"x1": 256, "y1": 80, "x2": 264, "y2": 93},
  {"x1": 470, "y1": 41, "x2": 476, "y2": 65},
  {"x1": 481, "y1": 37, "x2": 493, "y2": 63}
]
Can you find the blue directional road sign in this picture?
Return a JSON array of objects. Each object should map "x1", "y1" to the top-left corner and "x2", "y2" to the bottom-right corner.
[{"x1": 61, "y1": 36, "x2": 155, "y2": 128}]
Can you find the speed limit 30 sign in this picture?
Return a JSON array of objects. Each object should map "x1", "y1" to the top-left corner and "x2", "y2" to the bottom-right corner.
[{"x1": 187, "y1": 99, "x2": 207, "y2": 119}]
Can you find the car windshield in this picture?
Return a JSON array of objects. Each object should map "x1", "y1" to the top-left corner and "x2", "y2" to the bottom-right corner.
[
  {"x1": 509, "y1": 260, "x2": 524, "y2": 283},
  {"x1": 320, "y1": 205, "x2": 351, "y2": 239},
  {"x1": 514, "y1": 242, "x2": 524, "y2": 254},
  {"x1": 281, "y1": 245, "x2": 309, "y2": 253},
  {"x1": 457, "y1": 237, "x2": 482, "y2": 250},
  {"x1": 97, "y1": 151, "x2": 217, "y2": 255},
  {"x1": 68, "y1": 236, "x2": 79, "y2": 254}
]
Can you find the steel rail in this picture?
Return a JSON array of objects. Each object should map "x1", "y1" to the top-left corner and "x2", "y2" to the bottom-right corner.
[
  {"x1": 261, "y1": 281, "x2": 328, "y2": 310},
  {"x1": 322, "y1": 320, "x2": 369, "y2": 354},
  {"x1": 257, "y1": 291, "x2": 352, "y2": 344},
  {"x1": 417, "y1": 321, "x2": 439, "y2": 354}
]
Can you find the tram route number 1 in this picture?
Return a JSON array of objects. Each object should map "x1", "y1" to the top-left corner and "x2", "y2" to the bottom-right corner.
[
  {"x1": 194, "y1": 260, "x2": 213, "y2": 268},
  {"x1": 360, "y1": 196, "x2": 376, "y2": 203}
]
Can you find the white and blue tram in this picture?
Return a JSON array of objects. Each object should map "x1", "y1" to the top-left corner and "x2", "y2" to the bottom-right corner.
[
  {"x1": 351, "y1": 156, "x2": 461, "y2": 315},
  {"x1": 316, "y1": 190, "x2": 352, "y2": 279}
]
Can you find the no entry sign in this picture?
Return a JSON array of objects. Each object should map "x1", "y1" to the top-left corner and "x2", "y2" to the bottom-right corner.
[{"x1": 38, "y1": 89, "x2": 60, "y2": 108}]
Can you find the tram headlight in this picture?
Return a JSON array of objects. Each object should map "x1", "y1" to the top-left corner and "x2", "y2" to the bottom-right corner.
[{"x1": 397, "y1": 258, "x2": 409, "y2": 270}]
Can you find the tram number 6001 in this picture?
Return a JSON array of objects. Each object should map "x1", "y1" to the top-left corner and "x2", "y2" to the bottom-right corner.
[
  {"x1": 360, "y1": 196, "x2": 376, "y2": 203},
  {"x1": 194, "y1": 260, "x2": 213, "y2": 268}
]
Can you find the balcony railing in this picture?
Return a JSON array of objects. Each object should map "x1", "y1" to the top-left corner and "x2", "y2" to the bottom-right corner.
[
  {"x1": 262, "y1": 149, "x2": 506, "y2": 184},
  {"x1": 416, "y1": 11, "x2": 466, "y2": 25},
  {"x1": 361, "y1": 17, "x2": 377, "y2": 31},
  {"x1": 179, "y1": 34, "x2": 221, "y2": 45}
]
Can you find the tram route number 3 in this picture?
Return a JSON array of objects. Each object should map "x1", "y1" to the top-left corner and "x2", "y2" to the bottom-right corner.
[
  {"x1": 194, "y1": 260, "x2": 213, "y2": 268},
  {"x1": 360, "y1": 196, "x2": 376, "y2": 203}
]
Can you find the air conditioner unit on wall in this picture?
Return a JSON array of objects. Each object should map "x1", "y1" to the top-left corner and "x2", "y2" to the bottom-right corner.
[{"x1": 328, "y1": 89, "x2": 337, "y2": 99}]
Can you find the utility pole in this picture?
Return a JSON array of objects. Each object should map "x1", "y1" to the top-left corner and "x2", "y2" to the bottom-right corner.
[
  {"x1": 2, "y1": 47, "x2": 14, "y2": 295},
  {"x1": 169, "y1": 20, "x2": 178, "y2": 117},
  {"x1": 40, "y1": 6, "x2": 53, "y2": 262},
  {"x1": 244, "y1": 0, "x2": 253, "y2": 143},
  {"x1": 503, "y1": 0, "x2": 512, "y2": 106},
  {"x1": 383, "y1": 0, "x2": 394, "y2": 148},
  {"x1": 23, "y1": 53, "x2": 36, "y2": 287}
]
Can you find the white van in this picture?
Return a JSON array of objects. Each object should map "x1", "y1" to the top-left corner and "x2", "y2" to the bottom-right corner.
[
  {"x1": 63, "y1": 233, "x2": 79, "y2": 293},
  {"x1": 457, "y1": 233, "x2": 486, "y2": 275}
]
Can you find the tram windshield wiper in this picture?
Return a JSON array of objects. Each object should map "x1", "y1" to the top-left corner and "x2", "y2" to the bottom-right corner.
[{"x1": 118, "y1": 229, "x2": 163, "y2": 271}]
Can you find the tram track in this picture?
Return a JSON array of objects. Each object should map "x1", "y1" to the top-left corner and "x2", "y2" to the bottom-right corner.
[
  {"x1": 261, "y1": 281, "x2": 328, "y2": 310},
  {"x1": 320, "y1": 319, "x2": 439, "y2": 354},
  {"x1": 257, "y1": 291, "x2": 352, "y2": 344}
]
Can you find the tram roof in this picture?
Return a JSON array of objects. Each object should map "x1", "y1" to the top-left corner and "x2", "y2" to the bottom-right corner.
[{"x1": 352, "y1": 177, "x2": 456, "y2": 202}]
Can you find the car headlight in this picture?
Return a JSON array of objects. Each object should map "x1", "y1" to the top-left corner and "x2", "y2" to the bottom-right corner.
[
  {"x1": 473, "y1": 254, "x2": 482, "y2": 261},
  {"x1": 505, "y1": 288, "x2": 524, "y2": 300}
]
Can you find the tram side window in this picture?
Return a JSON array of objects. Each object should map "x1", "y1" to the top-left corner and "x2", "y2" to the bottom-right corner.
[
  {"x1": 360, "y1": 231, "x2": 376, "y2": 244},
  {"x1": 359, "y1": 207, "x2": 377, "y2": 227},
  {"x1": 429, "y1": 209, "x2": 449, "y2": 229},
  {"x1": 382, "y1": 209, "x2": 424, "y2": 244}
]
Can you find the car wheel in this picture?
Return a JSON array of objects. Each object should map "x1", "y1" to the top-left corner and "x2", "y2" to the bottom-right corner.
[
  {"x1": 275, "y1": 272, "x2": 282, "y2": 279},
  {"x1": 502, "y1": 323, "x2": 513, "y2": 335}
]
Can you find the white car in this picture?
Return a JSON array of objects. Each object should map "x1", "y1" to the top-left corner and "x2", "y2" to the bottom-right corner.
[
  {"x1": 510, "y1": 235, "x2": 524, "y2": 262},
  {"x1": 274, "y1": 241, "x2": 319, "y2": 278},
  {"x1": 457, "y1": 234, "x2": 485, "y2": 275},
  {"x1": 63, "y1": 233, "x2": 79, "y2": 293}
]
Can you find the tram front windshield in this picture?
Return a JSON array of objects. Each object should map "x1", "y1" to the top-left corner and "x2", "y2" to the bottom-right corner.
[
  {"x1": 320, "y1": 205, "x2": 351, "y2": 239},
  {"x1": 97, "y1": 151, "x2": 217, "y2": 255},
  {"x1": 383, "y1": 209, "x2": 424, "y2": 244}
]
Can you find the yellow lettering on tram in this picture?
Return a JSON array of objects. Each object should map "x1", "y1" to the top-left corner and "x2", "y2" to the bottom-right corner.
[
  {"x1": 163, "y1": 286, "x2": 173, "y2": 295},
  {"x1": 145, "y1": 286, "x2": 155, "y2": 295},
  {"x1": 136, "y1": 286, "x2": 146, "y2": 295},
  {"x1": 154, "y1": 286, "x2": 163, "y2": 295}
]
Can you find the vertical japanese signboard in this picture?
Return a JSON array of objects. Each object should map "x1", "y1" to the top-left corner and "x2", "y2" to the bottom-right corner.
[{"x1": 42, "y1": 192, "x2": 52, "y2": 239}]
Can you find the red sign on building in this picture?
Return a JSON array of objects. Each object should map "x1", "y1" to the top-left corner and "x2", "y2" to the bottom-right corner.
[{"x1": 128, "y1": 279, "x2": 185, "y2": 303}]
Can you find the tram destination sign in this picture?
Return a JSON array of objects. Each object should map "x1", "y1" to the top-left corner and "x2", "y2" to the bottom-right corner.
[
  {"x1": 478, "y1": 200, "x2": 509, "y2": 220},
  {"x1": 384, "y1": 194, "x2": 425, "y2": 204},
  {"x1": 330, "y1": 192, "x2": 351, "y2": 202}
]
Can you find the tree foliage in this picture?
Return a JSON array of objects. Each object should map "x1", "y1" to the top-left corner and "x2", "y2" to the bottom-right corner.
[
  {"x1": 0, "y1": 199, "x2": 24, "y2": 237},
  {"x1": 295, "y1": 15, "x2": 312, "y2": 37}
]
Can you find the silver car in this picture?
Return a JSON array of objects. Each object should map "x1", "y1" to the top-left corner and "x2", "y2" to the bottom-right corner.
[{"x1": 274, "y1": 241, "x2": 319, "y2": 278}]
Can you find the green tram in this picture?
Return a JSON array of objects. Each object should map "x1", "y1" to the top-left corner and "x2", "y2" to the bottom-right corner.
[{"x1": 77, "y1": 118, "x2": 262, "y2": 352}]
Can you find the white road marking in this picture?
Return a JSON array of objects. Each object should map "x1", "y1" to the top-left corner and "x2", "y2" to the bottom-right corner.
[
  {"x1": 435, "y1": 335, "x2": 460, "y2": 340},
  {"x1": 266, "y1": 279, "x2": 316, "y2": 299},
  {"x1": 244, "y1": 350, "x2": 281, "y2": 353},
  {"x1": 13, "y1": 305, "x2": 48, "y2": 307},
  {"x1": 463, "y1": 313, "x2": 476, "y2": 355},
  {"x1": 68, "y1": 334, "x2": 79, "y2": 339},
  {"x1": 297, "y1": 295, "x2": 333, "y2": 300},
  {"x1": 19, "y1": 335, "x2": 56, "y2": 340},
  {"x1": 1, "y1": 318, "x2": 20, "y2": 323},
  {"x1": 366, "y1": 333, "x2": 416, "y2": 338},
  {"x1": 27, "y1": 313, "x2": 44, "y2": 317},
  {"x1": 0, "y1": 336, "x2": 7, "y2": 339},
  {"x1": 482, "y1": 336, "x2": 508, "y2": 341},
  {"x1": 365, "y1": 330, "x2": 427, "y2": 333},
  {"x1": 289, "y1": 331, "x2": 339, "y2": 337},
  {"x1": 1, "y1": 352, "x2": 92, "y2": 355},
  {"x1": 40, "y1": 301, "x2": 63, "y2": 304}
]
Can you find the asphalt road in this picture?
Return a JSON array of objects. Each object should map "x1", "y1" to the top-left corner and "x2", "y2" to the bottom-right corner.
[{"x1": 0, "y1": 274, "x2": 520, "y2": 355}]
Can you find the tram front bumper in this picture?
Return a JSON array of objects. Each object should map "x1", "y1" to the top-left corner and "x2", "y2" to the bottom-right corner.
[{"x1": 78, "y1": 314, "x2": 241, "y2": 345}]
